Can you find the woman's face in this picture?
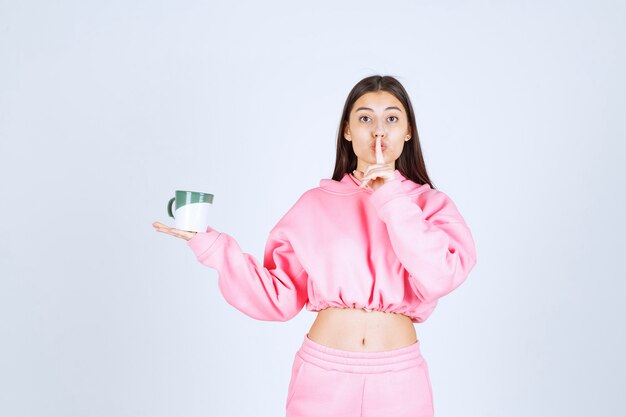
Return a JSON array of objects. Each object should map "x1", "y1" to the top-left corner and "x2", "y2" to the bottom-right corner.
[{"x1": 344, "y1": 91, "x2": 411, "y2": 173}]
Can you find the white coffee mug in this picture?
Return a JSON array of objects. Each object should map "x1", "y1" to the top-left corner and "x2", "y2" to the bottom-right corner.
[{"x1": 167, "y1": 190, "x2": 214, "y2": 232}]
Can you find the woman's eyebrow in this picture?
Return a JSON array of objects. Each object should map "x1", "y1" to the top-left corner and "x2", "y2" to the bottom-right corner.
[{"x1": 355, "y1": 106, "x2": 403, "y2": 112}]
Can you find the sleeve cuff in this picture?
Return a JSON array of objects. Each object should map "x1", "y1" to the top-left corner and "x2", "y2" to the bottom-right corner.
[
  {"x1": 187, "y1": 226, "x2": 223, "y2": 261},
  {"x1": 368, "y1": 172, "x2": 424, "y2": 221},
  {"x1": 368, "y1": 171, "x2": 405, "y2": 208}
]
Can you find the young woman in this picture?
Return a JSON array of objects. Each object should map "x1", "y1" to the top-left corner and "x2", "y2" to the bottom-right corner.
[{"x1": 153, "y1": 75, "x2": 477, "y2": 417}]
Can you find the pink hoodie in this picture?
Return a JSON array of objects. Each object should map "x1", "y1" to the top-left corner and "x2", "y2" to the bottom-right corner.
[{"x1": 187, "y1": 169, "x2": 477, "y2": 323}]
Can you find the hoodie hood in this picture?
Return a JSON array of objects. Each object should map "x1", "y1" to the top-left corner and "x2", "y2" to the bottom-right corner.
[{"x1": 319, "y1": 169, "x2": 431, "y2": 195}]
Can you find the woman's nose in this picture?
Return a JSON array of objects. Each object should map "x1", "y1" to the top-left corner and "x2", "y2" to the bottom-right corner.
[{"x1": 374, "y1": 123, "x2": 386, "y2": 137}]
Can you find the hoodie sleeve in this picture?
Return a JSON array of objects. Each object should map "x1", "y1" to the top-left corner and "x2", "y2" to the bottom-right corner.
[
  {"x1": 368, "y1": 177, "x2": 477, "y2": 304},
  {"x1": 186, "y1": 223, "x2": 309, "y2": 322}
]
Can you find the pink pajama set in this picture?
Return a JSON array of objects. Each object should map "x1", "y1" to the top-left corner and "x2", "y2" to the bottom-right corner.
[{"x1": 187, "y1": 169, "x2": 477, "y2": 417}]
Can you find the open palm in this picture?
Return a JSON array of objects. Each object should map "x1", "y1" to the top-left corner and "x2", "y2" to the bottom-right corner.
[{"x1": 152, "y1": 221, "x2": 197, "y2": 241}]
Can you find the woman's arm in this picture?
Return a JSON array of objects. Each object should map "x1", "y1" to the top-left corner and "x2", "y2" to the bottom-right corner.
[
  {"x1": 369, "y1": 179, "x2": 477, "y2": 304},
  {"x1": 187, "y1": 225, "x2": 309, "y2": 321}
]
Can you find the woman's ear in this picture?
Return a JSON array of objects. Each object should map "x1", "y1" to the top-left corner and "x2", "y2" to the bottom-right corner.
[{"x1": 344, "y1": 122, "x2": 351, "y2": 141}]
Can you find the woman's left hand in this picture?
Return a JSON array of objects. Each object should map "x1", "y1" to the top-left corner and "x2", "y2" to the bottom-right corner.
[
  {"x1": 353, "y1": 164, "x2": 395, "y2": 191},
  {"x1": 352, "y1": 137, "x2": 395, "y2": 191}
]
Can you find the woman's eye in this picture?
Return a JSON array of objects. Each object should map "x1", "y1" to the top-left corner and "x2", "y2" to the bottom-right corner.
[
  {"x1": 359, "y1": 116, "x2": 370, "y2": 122},
  {"x1": 388, "y1": 116, "x2": 398, "y2": 122}
]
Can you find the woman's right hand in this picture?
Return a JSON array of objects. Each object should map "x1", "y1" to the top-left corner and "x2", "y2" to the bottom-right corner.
[{"x1": 152, "y1": 221, "x2": 197, "y2": 241}]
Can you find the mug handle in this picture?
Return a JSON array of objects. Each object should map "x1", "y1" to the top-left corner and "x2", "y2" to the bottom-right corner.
[{"x1": 167, "y1": 197, "x2": 176, "y2": 219}]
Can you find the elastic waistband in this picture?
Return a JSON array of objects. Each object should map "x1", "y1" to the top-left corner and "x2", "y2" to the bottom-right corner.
[{"x1": 297, "y1": 334, "x2": 424, "y2": 374}]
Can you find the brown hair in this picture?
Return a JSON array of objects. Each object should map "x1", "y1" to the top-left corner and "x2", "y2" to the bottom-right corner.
[{"x1": 331, "y1": 75, "x2": 435, "y2": 189}]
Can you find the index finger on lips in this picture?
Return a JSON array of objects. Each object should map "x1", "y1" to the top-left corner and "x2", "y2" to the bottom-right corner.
[{"x1": 375, "y1": 138, "x2": 383, "y2": 163}]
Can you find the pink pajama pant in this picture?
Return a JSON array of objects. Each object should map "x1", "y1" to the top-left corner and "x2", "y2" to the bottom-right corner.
[{"x1": 286, "y1": 334, "x2": 434, "y2": 417}]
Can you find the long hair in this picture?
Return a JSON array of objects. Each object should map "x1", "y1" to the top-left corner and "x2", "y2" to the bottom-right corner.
[{"x1": 331, "y1": 75, "x2": 435, "y2": 189}]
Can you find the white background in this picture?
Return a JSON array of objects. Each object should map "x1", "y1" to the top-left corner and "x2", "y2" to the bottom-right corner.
[{"x1": 1, "y1": 0, "x2": 624, "y2": 416}]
